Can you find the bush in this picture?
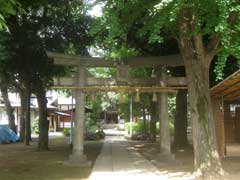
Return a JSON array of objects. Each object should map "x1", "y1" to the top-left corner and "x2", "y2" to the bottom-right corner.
[
  {"x1": 84, "y1": 130, "x2": 105, "y2": 141},
  {"x1": 63, "y1": 128, "x2": 70, "y2": 137},
  {"x1": 125, "y1": 121, "x2": 150, "y2": 134},
  {"x1": 84, "y1": 124, "x2": 105, "y2": 141},
  {"x1": 125, "y1": 120, "x2": 175, "y2": 136},
  {"x1": 96, "y1": 130, "x2": 105, "y2": 139},
  {"x1": 84, "y1": 132, "x2": 100, "y2": 140},
  {"x1": 87, "y1": 125, "x2": 98, "y2": 134}
]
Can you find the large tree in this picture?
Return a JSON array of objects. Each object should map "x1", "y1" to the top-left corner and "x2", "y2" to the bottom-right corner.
[
  {"x1": 0, "y1": 0, "x2": 93, "y2": 150},
  {"x1": 92, "y1": 1, "x2": 240, "y2": 178},
  {"x1": 0, "y1": 0, "x2": 21, "y2": 133}
]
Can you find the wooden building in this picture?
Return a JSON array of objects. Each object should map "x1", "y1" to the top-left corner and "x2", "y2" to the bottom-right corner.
[{"x1": 211, "y1": 70, "x2": 240, "y2": 157}]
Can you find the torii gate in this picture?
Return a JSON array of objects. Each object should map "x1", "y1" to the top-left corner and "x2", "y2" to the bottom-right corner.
[{"x1": 47, "y1": 52, "x2": 187, "y2": 165}]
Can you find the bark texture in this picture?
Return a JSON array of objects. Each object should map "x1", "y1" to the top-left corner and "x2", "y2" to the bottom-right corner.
[
  {"x1": 0, "y1": 86, "x2": 16, "y2": 133},
  {"x1": 19, "y1": 91, "x2": 26, "y2": 141},
  {"x1": 24, "y1": 84, "x2": 31, "y2": 146},
  {"x1": 178, "y1": 9, "x2": 223, "y2": 179},
  {"x1": 36, "y1": 86, "x2": 49, "y2": 151},
  {"x1": 174, "y1": 90, "x2": 188, "y2": 148}
]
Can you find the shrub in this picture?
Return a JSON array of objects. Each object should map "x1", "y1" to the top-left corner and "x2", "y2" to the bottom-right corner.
[
  {"x1": 96, "y1": 130, "x2": 105, "y2": 139},
  {"x1": 84, "y1": 124, "x2": 105, "y2": 141},
  {"x1": 84, "y1": 132, "x2": 100, "y2": 140},
  {"x1": 125, "y1": 121, "x2": 150, "y2": 134},
  {"x1": 62, "y1": 128, "x2": 70, "y2": 137},
  {"x1": 84, "y1": 130, "x2": 105, "y2": 141},
  {"x1": 125, "y1": 120, "x2": 175, "y2": 136},
  {"x1": 87, "y1": 125, "x2": 98, "y2": 134}
]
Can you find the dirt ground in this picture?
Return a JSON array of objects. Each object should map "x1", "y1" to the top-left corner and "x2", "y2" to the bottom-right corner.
[
  {"x1": 0, "y1": 137, "x2": 103, "y2": 180},
  {"x1": 131, "y1": 141, "x2": 240, "y2": 180},
  {"x1": 2, "y1": 136, "x2": 240, "y2": 180}
]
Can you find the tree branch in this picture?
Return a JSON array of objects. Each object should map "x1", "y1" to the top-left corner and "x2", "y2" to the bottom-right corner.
[{"x1": 190, "y1": 14, "x2": 205, "y2": 65}]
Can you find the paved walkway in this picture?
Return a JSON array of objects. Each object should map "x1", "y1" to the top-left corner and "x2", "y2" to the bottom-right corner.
[{"x1": 89, "y1": 136, "x2": 194, "y2": 180}]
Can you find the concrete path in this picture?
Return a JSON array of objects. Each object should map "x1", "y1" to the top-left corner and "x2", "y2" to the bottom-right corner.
[{"x1": 89, "y1": 136, "x2": 194, "y2": 180}]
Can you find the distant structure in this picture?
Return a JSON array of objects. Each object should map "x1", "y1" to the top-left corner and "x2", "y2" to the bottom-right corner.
[{"x1": 0, "y1": 91, "x2": 76, "y2": 133}]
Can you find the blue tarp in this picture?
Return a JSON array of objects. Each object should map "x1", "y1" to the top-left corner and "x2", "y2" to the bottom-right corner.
[{"x1": 0, "y1": 125, "x2": 19, "y2": 144}]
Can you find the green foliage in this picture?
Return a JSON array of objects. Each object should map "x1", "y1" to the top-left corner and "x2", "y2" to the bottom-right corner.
[
  {"x1": 32, "y1": 116, "x2": 39, "y2": 134},
  {"x1": 92, "y1": 0, "x2": 240, "y2": 79},
  {"x1": 88, "y1": 68, "x2": 116, "y2": 78},
  {"x1": 96, "y1": 130, "x2": 105, "y2": 139},
  {"x1": 87, "y1": 124, "x2": 98, "y2": 134},
  {"x1": 84, "y1": 128, "x2": 105, "y2": 141},
  {"x1": 214, "y1": 54, "x2": 228, "y2": 81},
  {"x1": 125, "y1": 121, "x2": 149, "y2": 135},
  {"x1": 168, "y1": 96, "x2": 176, "y2": 120},
  {"x1": 0, "y1": 0, "x2": 21, "y2": 30},
  {"x1": 0, "y1": 0, "x2": 94, "y2": 103},
  {"x1": 125, "y1": 121, "x2": 174, "y2": 136},
  {"x1": 85, "y1": 131, "x2": 105, "y2": 141},
  {"x1": 86, "y1": 91, "x2": 120, "y2": 129},
  {"x1": 62, "y1": 128, "x2": 70, "y2": 137},
  {"x1": 169, "y1": 121, "x2": 175, "y2": 136}
]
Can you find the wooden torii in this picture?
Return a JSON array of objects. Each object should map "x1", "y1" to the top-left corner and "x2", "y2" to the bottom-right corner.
[{"x1": 47, "y1": 52, "x2": 187, "y2": 165}]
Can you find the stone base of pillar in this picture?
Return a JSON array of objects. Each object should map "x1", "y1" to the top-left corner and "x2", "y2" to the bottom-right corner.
[
  {"x1": 152, "y1": 153, "x2": 181, "y2": 167},
  {"x1": 64, "y1": 154, "x2": 91, "y2": 167},
  {"x1": 156, "y1": 152, "x2": 175, "y2": 163}
]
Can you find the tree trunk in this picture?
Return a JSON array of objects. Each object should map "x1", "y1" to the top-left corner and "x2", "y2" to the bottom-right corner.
[
  {"x1": 36, "y1": 86, "x2": 49, "y2": 151},
  {"x1": 24, "y1": 83, "x2": 31, "y2": 146},
  {"x1": 174, "y1": 90, "x2": 188, "y2": 148},
  {"x1": 19, "y1": 91, "x2": 26, "y2": 141},
  {"x1": 0, "y1": 86, "x2": 16, "y2": 133},
  {"x1": 178, "y1": 9, "x2": 223, "y2": 178},
  {"x1": 150, "y1": 102, "x2": 157, "y2": 142}
]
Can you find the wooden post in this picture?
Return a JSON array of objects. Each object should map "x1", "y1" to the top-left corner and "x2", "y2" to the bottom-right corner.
[
  {"x1": 67, "y1": 66, "x2": 90, "y2": 166},
  {"x1": 158, "y1": 67, "x2": 174, "y2": 160}
]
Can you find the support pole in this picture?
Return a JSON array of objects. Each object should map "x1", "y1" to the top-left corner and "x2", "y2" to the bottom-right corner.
[
  {"x1": 70, "y1": 92, "x2": 74, "y2": 144},
  {"x1": 130, "y1": 94, "x2": 133, "y2": 137},
  {"x1": 67, "y1": 66, "x2": 90, "y2": 166}
]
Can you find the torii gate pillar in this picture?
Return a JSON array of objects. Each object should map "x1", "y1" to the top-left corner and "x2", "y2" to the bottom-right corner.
[
  {"x1": 68, "y1": 66, "x2": 90, "y2": 166},
  {"x1": 158, "y1": 67, "x2": 175, "y2": 160}
]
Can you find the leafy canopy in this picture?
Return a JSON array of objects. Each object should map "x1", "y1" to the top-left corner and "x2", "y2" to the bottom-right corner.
[
  {"x1": 0, "y1": 0, "x2": 22, "y2": 30},
  {"x1": 92, "y1": 0, "x2": 240, "y2": 79}
]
